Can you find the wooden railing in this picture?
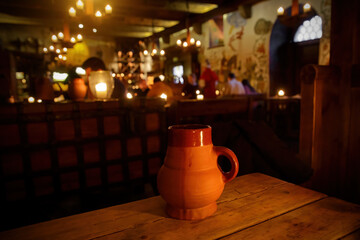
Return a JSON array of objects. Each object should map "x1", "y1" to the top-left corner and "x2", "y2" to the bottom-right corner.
[{"x1": 0, "y1": 99, "x2": 166, "y2": 206}]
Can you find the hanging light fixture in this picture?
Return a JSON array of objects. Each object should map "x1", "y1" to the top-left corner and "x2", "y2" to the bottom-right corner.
[
  {"x1": 176, "y1": 27, "x2": 201, "y2": 49},
  {"x1": 143, "y1": 20, "x2": 165, "y2": 57},
  {"x1": 43, "y1": 23, "x2": 81, "y2": 62},
  {"x1": 176, "y1": 17, "x2": 201, "y2": 49},
  {"x1": 68, "y1": 0, "x2": 112, "y2": 18},
  {"x1": 276, "y1": 0, "x2": 315, "y2": 27}
]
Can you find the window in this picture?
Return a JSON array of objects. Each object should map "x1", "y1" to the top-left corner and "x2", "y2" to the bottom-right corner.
[
  {"x1": 172, "y1": 65, "x2": 184, "y2": 84},
  {"x1": 294, "y1": 15, "x2": 322, "y2": 43}
]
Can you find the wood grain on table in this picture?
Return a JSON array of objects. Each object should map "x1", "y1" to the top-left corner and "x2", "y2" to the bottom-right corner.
[{"x1": 1, "y1": 173, "x2": 359, "y2": 240}]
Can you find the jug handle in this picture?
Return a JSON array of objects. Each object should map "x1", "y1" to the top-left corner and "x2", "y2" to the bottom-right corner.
[{"x1": 214, "y1": 146, "x2": 239, "y2": 183}]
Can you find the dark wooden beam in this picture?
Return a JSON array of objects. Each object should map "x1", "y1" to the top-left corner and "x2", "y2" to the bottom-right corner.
[{"x1": 152, "y1": 0, "x2": 264, "y2": 39}]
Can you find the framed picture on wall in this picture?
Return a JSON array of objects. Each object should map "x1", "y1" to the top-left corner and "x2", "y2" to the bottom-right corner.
[{"x1": 209, "y1": 15, "x2": 224, "y2": 48}]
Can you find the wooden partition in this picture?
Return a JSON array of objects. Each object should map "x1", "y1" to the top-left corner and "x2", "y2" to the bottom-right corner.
[
  {"x1": 168, "y1": 94, "x2": 266, "y2": 125},
  {"x1": 298, "y1": 0, "x2": 360, "y2": 204},
  {"x1": 0, "y1": 99, "x2": 167, "y2": 206}
]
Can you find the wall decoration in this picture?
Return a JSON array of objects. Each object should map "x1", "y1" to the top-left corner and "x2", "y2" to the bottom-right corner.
[
  {"x1": 226, "y1": 11, "x2": 246, "y2": 35},
  {"x1": 220, "y1": 53, "x2": 237, "y2": 83},
  {"x1": 227, "y1": 11, "x2": 246, "y2": 52},
  {"x1": 249, "y1": 18, "x2": 272, "y2": 93},
  {"x1": 228, "y1": 28, "x2": 244, "y2": 52},
  {"x1": 254, "y1": 18, "x2": 272, "y2": 35},
  {"x1": 209, "y1": 16, "x2": 224, "y2": 48}
]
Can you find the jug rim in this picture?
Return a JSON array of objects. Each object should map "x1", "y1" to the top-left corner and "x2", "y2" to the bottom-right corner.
[
  {"x1": 168, "y1": 124, "x2": 212, "y2": 147},
  {"x1": 168, "y1": 124, "x2": 211, "y2": 130}
]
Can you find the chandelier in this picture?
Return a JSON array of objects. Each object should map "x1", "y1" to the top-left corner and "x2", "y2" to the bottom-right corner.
[
  {"x1": 143, "y1": 21, "x2": 165, "y2": 57},
  {"x1": 68, "y1": 0, "x2": 112, "y2": 18},
  {"x1": 42, "y1": 23, "x2": 83, "y2": 62},
  {"x1": 276, "y1": 0, "x2": 315, "y2": 27},
  {"x1": 176, "y1": 17, "x2": 201, "y2": 48},
  {"x1": 176, "y1": 28, "x2": 201, "y2": 48},
  {"x1": 143, "y1": 41, "x2": 165, "y2": 57}
]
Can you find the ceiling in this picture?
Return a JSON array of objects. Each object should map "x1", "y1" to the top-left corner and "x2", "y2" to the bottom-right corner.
[{"x1": 0, "y1": 0, "x2": 264, "y2": 42}]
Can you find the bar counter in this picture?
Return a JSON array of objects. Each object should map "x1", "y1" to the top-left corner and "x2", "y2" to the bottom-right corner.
[{"x1": 1, "y1": 173, "x2": 359, "y2": 240}]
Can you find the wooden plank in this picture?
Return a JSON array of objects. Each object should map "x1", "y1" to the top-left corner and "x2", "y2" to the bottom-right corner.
[
  {"x1": 340, "y1": 229, "x2": 360, "y2": 240},
  {"x1": 176, "y1": 98, "x2": 249, "y2": 118},
  {"x1": 345, "y1": 87, "x2": 360, "y2": 203},
  {"x1": 0, "y1": 173, "x2": 313, "y2": 240},
  {"x1": 299, "y1": 64, "x2": 315, "y2": 166},
  {"x1": 328, "y1": 0, "x2": 360, "y2": 200},
  {"x1": 221, "y1": 197, "x2": 360, "y2": 240}
]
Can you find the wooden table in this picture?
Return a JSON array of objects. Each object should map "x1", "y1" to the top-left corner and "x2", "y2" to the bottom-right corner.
[{"x1": 1, "y1": 173, "x2": 360, "y2": 240}]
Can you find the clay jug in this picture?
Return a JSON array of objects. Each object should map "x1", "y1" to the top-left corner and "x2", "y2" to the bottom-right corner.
[
  {"x1": 157, "y1": 124, "x2": 239, "y2": 220},
  {"x1": 68, "y1": 78, "x2": 87, "y2": 101}
]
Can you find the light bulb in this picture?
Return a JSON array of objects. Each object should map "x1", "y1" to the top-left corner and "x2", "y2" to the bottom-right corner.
[
  {"x1": 93, "y1": 28, "x2": 97, "y2": 33},
  {"x1": 105, "y1": 4, "x2": 112, "y2": 14},
  {"x1": 28, "y1": 97, "x2": 35, "y2": 103},
  {"x1": 190, "y1": 38, "x2": 195, "y2": 45},
  {"x1": 63, "y1": 56, "x2": 67, "y2": 61},
  {"x1": 43, "y1": 47, "x2": 48, "y2": 53},
  {"x1": 76, "y1": 0, "x2": 84, "y2": 10},
  {"x1": 69, "y1": 7, "x2": 76, "y2": 17},
  {"x1": 63, "y1": 47, "x2": 67, "y2": 53},
  {"x1": 183, "y1": 42, "x2": 188, "y2": 47},
  {"x1": 78, "y1": 23, "x2": 84, "y2": 29},
  {"x1": 303, "y1": 3, "x2": 311, "y2": 13},
  {"x1": 196, "y1": 40, "x2": 201, "y2": 47},
  {"x1": 70, "y1": 37, "x2": 76, "y2": 43},
  {"x1": 51, "y1": 34, "x2": 58, "y2": 42},
  {"x1": 176, "y1": 39, "x2": 182, "y2": 46},
  {"x1": 56, "y1": 49, "x2": 61, "y2": 54},
  {"x1": 278, "y1": 89, "x2": 285, "y2": 97},
  {"x1": 77, "y1": 34, "x2": 83, "y2": 41},
  {"x1": 127, "y1": 92, "x2": 133, "y2": 99},
  {"x1": 160, "y1": 49, "x2": 165, "y2": 56},
  {"x1": 143, "y1": 50, "x2": 149, "y2": 55},
  {"x1": 160, "y1": 93, "x2": 167, "y2": 100},
  {"x1": 95, "y1": 10, "x2": 102, "y2": 17},
  {"x1": 277, "y1": 6, "x2": 284, "y2": 15},
  {"x1": 49, "y1": 45, "x2": 55, "y2": 51},
  {"x1": 197, "y1": 94, "x2": 204, "y2": 100},
  {"x1": 152, "y1": 49, "x2": 157, "y2": 55},
  {"x1": 58, "y1": 32, "x2": 64, "y2": 39},
  {"x1": 58, "y1": 54, "x2": 63, "y2": 59}
]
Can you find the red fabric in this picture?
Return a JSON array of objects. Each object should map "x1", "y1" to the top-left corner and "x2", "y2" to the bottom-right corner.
[{"x1": 200, "y1": 68, "x2": 218, "y2": 98}]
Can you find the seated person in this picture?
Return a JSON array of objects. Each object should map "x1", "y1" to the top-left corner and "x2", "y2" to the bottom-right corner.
[
  {"x1": 182, "y1": 73, "x2": 199, "y2": 99},
  {"x1": 242, "y1": 79, "x2": 257, "y2": 94},
  {"x1": 132, "y1": 78, "x2": 149, "y2": 97},
  {"x1": 223, "y1": 73, "x2": 245, "y2": 95},
  {"x1": 147, "y1": 76, "x2": 173, "y2": 101}
]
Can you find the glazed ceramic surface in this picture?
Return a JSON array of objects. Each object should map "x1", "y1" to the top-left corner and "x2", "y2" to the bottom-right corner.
[
  {"x1": 157, "y1": 124, "x2": 239, "y2": 220},
  {"x1": 68, "y1": 78, "x2": 87, "y2": 101}
]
